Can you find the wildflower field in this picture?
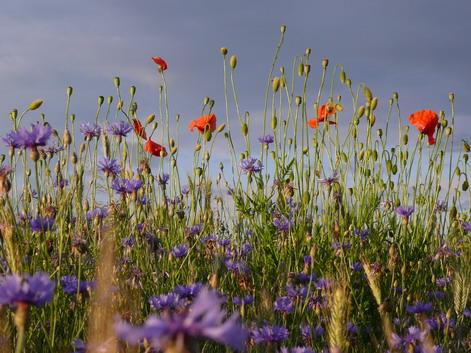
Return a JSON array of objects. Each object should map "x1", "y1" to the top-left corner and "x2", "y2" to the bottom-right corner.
[{"x1": 0, "y1": 26, "x2": 470, "y2": 353}]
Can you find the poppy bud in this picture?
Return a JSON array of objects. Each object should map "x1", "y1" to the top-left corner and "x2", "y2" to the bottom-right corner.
[
  {"x1": 230, "y1": 55, "x2": 237, "y2": 69},
  {"x1": 377, "y1": 129, "x2": 383, "y2": 138},
  {"x1": 335, "y1": 103, "x2": 343, "y2": 112},
  {"x1": 280, "y1": 24, "x2": 287, "y2": 33},
  {"x1": 363, "y1": 86, "x2": 373, "y2": 102},
  {"x1": 357, "y1": 106, "x2": 365, "y2": 118},
  {"x1": 241, "y1": 123, "x2": 248, "y2": 136},
  {"x1": 340, "y1": 152, "x2": 348, "y2": 163},
  {"x1": 217, "y1": 124, "x2": 226, "y2": 133},
  {"x1": 146, "y1": 114, "x2": 155, "y2": 125},
  {"x1": 28, "y1": 99, "x2": 43, "y2": 111},
  {"x1": 209, "y1": 100, "x2": 215, "y2": 109},
  {"x1": 339, "y1": 70, "x2": 346, "y2": 84},
  {"x1": 392, "y1": 164, "x2": 398, "y2": 175},
  {"x1": 303, "y1": 64, "x2": 310, "y2": 75},
  {"x1": 130, "y1": 86, "x2": 136, "y2": 96},
  {"x1": 402, "y1": 134, "x2": 408, "y2": 145},
  {"x1": 303, "y1": 147, "x2": 308, "y2": 155},
  {"x1": 321, "y1": 58, "x2": 329, "y2": 69},
  {"x1": 204, "y1": 152, "x2": 210, "y2": 161},
  {"x1": 63, "y1": 129, "x2": 72, "y2": 146},
  {"x1": 272, "y1": 77, "x2": 280, "y2": 92},
  {"x1": 448, "y1": 92, "x2": 454, "y2": 102},
  {"x1": 392, "y1": 92, "x2": 399, "y2": 100},
  {"x1": 371, "y1": 97, "x2": 378, "y2": 110},
  {"x1": 464, "y1": 141, "x2": 470, "y2": 152},
  {"x1": 445, "y1": 127, "x2": 452, "y2": 136},
  {"x1": 295, "y1": 96, "x2": 302, "y2": 106},
  {"x1": 113, "y1": 77, "x2": 120, "y2": 88},
  {"x1": 463, "y1": 180, "x2": 469, "y2": 191},
  {"x1": 195, "y1": 144, "x2": 201, "y2": 152},
  {"x1": 204, "y1": 129, "x2": 212, "y2": 142},
  {"x1": 220, "y1": 47, "x2": 228, "y2": 56},
  {"x1": 271, "y1": 116, "x2": 277, "y2": 130},
  {"x1": 297, "y1": 63, "x2": 304, "y2": 77},
  {"x1": 169, "y1": 138, "x2": 175, "y2": 148},
  {"x1": 107, "y1": 96, "x2": 113, "y2": 105}
]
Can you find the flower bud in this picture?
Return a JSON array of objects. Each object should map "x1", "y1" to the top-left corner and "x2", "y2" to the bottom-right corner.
[
  {"x1": 63, "y1": 128, "x2": 72, "y2": 146},
  {"x1": 357, "y1": 106, "x2": 365, "y2": 118},
  {"x1": 241, "y1": 123, "x2": 248, "y2": 136},
  {"x1": 28, "y1": 99, "x2": 43, "y2": 111},
  {"x1": 393, "y1": 92, "x2": 399, "y2": 100},
  {"x1": 445, "y1": 127, "x2": 452, "y2": 136},
  {"x1": 377, "y1": 129, "x2": 383, "y2": 138},
  {"x1": 113, "y1": 76, "x2": 120, "y2": 88},
  {"x1": 130, "y1": 85, "x2": 136, "y2": 96},
  {"x1": 220, "y1": 47, "x2": 228, "y2": 56},
  {"x1": 272, "y1": 77, "x2": 280, "y2": 92},
  {"x1": 195, "y1": 144, "x2": 201, "y2": 152},
  {"x1": 346, "y1": 79, "x2": 352, "y2": 87},
  {"x1": 271, "y1": 116, "x2": 277, "y2": 130},
  {"x1": 448, "y1": 92, "x2": 454, "y2": 102},
  {"x1": 230, "y1": 55, "x2": 237, "y2": 69},
  {"x1": 339, "y1": 70, "x2": 346, "y2": 84},
  {"x1": 280, "y1": 25, "x2": 286, "y2": 33},
  {"x1": 303, "y1": 64, "x2": 310, "y2": 75},
  {"x1": 464, "y1": 141, "x2": 470, "y2": 152},
  {"x1": 463, "y1": 180, "x2": 469, "y2": 191},
  {"x1": 297, "y1": 63, "x2": 304, "y2": 77},
  {"x1": 402, "y1": 134, "x2": 408, "y2": 145},
  {"x1": 363, "y1": 86, "x2": 373, "y2": 102},
  {"x1": 295, "y1": 96, "x2": 302, "y2": 106},
  {"x1": 117, "y1": 100, "x2": 124, "y2": 111},
  {"x1": 107, "y1": 96, "x2": 113, "y2": 105},
  {"x1": 217, "y1": 124, "x2": 226, "y2": 133},
  {"x1": 371, "y1": 97, "x2": 378, "y2": 110},
  {"x1": 321, "y1": 58, "x2": 329, "y2": 69}
]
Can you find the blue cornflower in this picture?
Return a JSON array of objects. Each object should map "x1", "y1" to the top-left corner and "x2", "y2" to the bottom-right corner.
[
  {"x1": 171, "y1": 244, "x2": 189, "y2": 258},
  {"x1": 463, "y1": 222, "x2": 471, "y2": 233},
  {"x1": 60, "y1": 275, "x2": 95, "y2": 295},
  {"x1": 174, "y1": 283, "x2": 204, "y2": 299},
  {"x1": 353, "y1": 228, "x2": 369, "y2": 241},
  {"x1": 158, "y1": 173, "x2": 170, "y2": 186},
  {"x1": 111, "y1": 177, "x2": 143, "y2": 195},
  {"x1": 116, "y1": 288, "x2": 247, "y2": 351},
  {"x1": 240, "y1": 157, "x2": 263, "y2": 174},
  {"x1": 252, "y1": 324, "x2": 289, "y2": 344},
  {"x1": 149, "y1": 293, "x2": 180, "y2": 311},
  {"x1": 86, "y1": 207, "x2": 108, "y2": 222},
  {"x1": 105, "y1": 121, "x2": 132, "y2": 137},
  {"x1": 97, "y1": 157, "x2": 121, "y2": 177},
  {"x1": 0, "y1": 272, "x2": 55, "y2": 307},
  {"x1": 188, "y1": 224, "x2": 202, "y2": 237},
  {"x1": 274, "y1": 296, "x2": 294, "y2": 314},
  {"x1": 233, "y1": 295, "x2": 254, "y2": 306},
  {"x1": 273, "y1": 215, "x2": 292, "y2": 232},
  {"x1": 2, "y1": 122, "x2": 52, "y2": 149},
  {"x1": 122, "y1": 236, "x2": 135, "y2": 248},
  {"x1": 30, "y1": 217, "x2": 55, "y2": 232},
  {"x1": 396, "y1": 206, "x2": 415, "y2": 223},
  {"x1": 318, "y1": 171, "x2": 339, "y2": 186},
  {"x1": 406, "y1": 301, "x2": 433, "y2": 314},
  {"x1": 224, "y1": 259, "x2": 250, "y2": 275},
  {"x1": 258, "y1": 134, "x2": 274, "y2": 146},
  {"x1": 80, "y1": 122, "x2": 101, "y2": 140}
]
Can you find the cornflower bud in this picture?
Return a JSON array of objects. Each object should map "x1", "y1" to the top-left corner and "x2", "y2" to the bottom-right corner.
[
  {"x1": 220, "y1": 47, "x2": 228, "y2": 56},
  {"x1": 28, "y1": 99, "x2": 43, "y2": 111},
  {"x1": 230, "y1": 55, "x2": 237, "y2": 69}
]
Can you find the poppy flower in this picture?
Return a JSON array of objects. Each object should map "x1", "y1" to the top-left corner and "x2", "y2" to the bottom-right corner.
[
  {"x1": 152, "y1": 56, "x2": 168, "y2": 71},
  {"x1": 132, "y1": 118, "x2": 147, "y2": 140},
  {"x1": 144, "y1": 139, "x2": 167, "y2": 157},
  {"x1": 408, "y1": 110, "x2": 439, "y2": 145},
  {"x1": 188, "y1": 114, "x2": 217, "y2": 133},
  {"x1": 307, "y1": 103, "x2": 336, "y2": 128}
]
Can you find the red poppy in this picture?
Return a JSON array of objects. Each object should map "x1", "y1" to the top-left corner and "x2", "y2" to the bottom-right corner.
[
  {"x1": 408, "y1": 110, "x2": 439, "y2": 145},
  {"x1": 144, "y1": 139, "x2": 167, "y2": 157},
  {"x1": 188, "y1": 114, "x2": 217, "y2": 133},
  {"x1": 307, "y1": 103, "x2": 336, "y2": 128},
  {"x1": 152, "y1": 56, "x2": 168, "y2": 71},
  {"x1": 132, "y1": 118, "x2": 147, "y2": 140}
]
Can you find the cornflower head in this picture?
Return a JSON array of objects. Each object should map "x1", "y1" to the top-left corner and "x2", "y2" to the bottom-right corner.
[
  {"x1": 273, "y1": 214, "x2": 293, "y2": 233},
  {"x1": 396, "y1": 206, "x2": 415, "y2": 224},
  {"x1": 2, "y1": 122, "x2": 52, "y2": 150},
  {"x1": 406, "y1": 301, "x2": 433, "y2": 314},
  {"x1": 0, "y1": 272, "x2": 55, "y2": 307},
  {"x1": 318, "y1": 171, "x2": 339, "y2": 186},
  {"x1": 97, "y1": 157, "x2": 121, "y2": 178},
  {"x1": 86, "y1": 207, "x2": 108, "y2": 222},
  {"x1": 240, "y1": 157, "x2": 263, "y2": 174},
  {"x1": 274, "y1": 296, "x2": 294, "y2": 314},
  {"x1": 171, "y1": 244, "x2": 189, "y2": 259},
  {"x1": 79, "y1": 122, "x2": 101, "y2": 140},
  {"x1": 60, "y1": 275, "x2": 95, "y2": 295},
  {"x1": 158, "y1": 173, "x2": 170, "y2": 186},
  {"x1": 251, "y1": 324, "x2": 289, "y2": 344},
  {"x1": 115, "y1": 288, "x2": 247, "y2": 351},
  {"x1": 174, "y1": 283, "x2": 204, "y2": 299},
  {"x1": 462, "y1": 222, "x2": 471, "y2": 233},
  {"x1": 233, "y1": 295, "x2": 254, "y2": 306},
  {"x1": 30, "y1": 217, "x2": 55, "y2": 232},
  {"x1": 105, "y1": 121, "x2": 132, "y2": 138},
  {"x1": 149, "y1": 293, "x2": 180, "y2": 311},
  {"x1": 111, "y1": 177, "x2": 143, "y2": 195},
  {"x1": 258, "y1": 134, "x2": 274, "y2": 146}
]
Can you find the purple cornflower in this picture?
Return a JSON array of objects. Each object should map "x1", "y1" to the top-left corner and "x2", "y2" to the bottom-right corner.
[
  {"x1": 53, "y1": 178, "x2": 68, "y2": 189},
  {"x1": 181, "y1": 185, "x2": 190, "y2": 195},
  {"x1": 273, "y1": 215, "x2": 292, "y2": 232},
  {"x1": 406, "y1": 301, "x2": 433, "y2": 314},
  {"x1": 149, "y1": 293, "x2": 180, "y2": 311},
  {"x1": 434, "y1": 200, "x2": 447, "y2": 213},
  {"x1": 463, "y1": 308, "x2": 471, "y2": 318},
  {"x1": 353, "y1": 228, "x2": 369, "y2": 241},
  {"x1": 188, "y1": 224, "x2": 202, "y2": 237},
  {"x1": 97, "y1": 157, "x2": 121, "y2": 177},
  {"x1": 86, "y1": 207, "x2": 108, "y2": 221},
  {"x1": 240, "y1": 242, "x2": 253, "y2": 256},
  {"x1": 258, "y1": 134, "x2": 274, "y2": 146},
  {"x1": 224, "y1": 259, "x2": 250, "y2": 275},
  {"x1": 200, "y1": 235, "x2": 217, "y2": 244},
  {"x1": 115, "y1": 288, "x2": 247, "y2": 351},
  {"x1": 252, "y1": 324, "x2": 289, "y2": 344},
  {"x1": 111, "y1": 177, "x2": 143, "y2": 195},
  {"x1": 0, "y1": 272, "x2": 55, "y2": 307},
  {"x1": 80, "y1": 122, "x2": 101, "y2": 140},
  {"x1": 2, "y1": 123, "x2": 52, "y2": 149},
  {"x1": 174, "y1": 283, "x2": 203, "y2": 299},
  {"x1": 240, "y1": 157, "x2": 263, "y2": 174},
  {"x1": 122, "y1": 236, "x2": 135, "y2": 248},
  {"x1": 42, "y1": 145, "x2": 64, "y2": 156},
  {"x1": 60, "y1": 275, "x2": 95, "y2": 295},
  {"x1": 274, "y1": 296, "x2": 294, "y2": 314},
  {"x1": 462, "y1": 222, "x2": 471, "y2": 233},
  {"x1": 30, "y1": 217, "x2": 55, "y2": 232},
  {"x1": 158, "y1": 173, "x2": 170, "y2": 186},
  {"x1": 105, "y1": 121, "x2": 132, "y2": 137},
  {"x1": 218, "y1": 239, "x2": 231, "y2": 248},
  {"x1": 233, "y1": 295, "x2": 254, "y2": 306},
  {"x1": 171, "y1": 244, "x2": 188, "y2": 258},
  {"x1": 396, "y1": 206, "x2": 414, "y2": 222},
  {"x1": 318, "y1": 171, "x2": 339, "y2": 186}
]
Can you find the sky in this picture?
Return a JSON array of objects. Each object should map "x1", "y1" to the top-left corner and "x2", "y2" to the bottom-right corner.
[{"x1": 1, "y1": 0, "x2": 470, "y2": 162}]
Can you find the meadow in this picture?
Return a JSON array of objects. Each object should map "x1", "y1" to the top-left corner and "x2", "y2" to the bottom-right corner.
[{"x1": 0, "y1": 26, "x2": 470, "y2": 353}]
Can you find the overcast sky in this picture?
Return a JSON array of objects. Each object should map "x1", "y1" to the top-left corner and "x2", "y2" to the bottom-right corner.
[{"x1": 1, "y1": 0, "x2": 470, "y2": 160}]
